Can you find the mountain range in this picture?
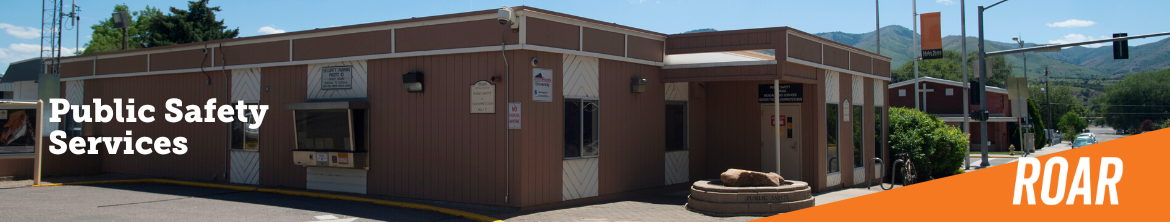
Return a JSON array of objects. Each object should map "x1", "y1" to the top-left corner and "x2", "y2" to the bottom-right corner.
[{"x1": 689, "y1": 25, "x2": 1170, "y2": 79}]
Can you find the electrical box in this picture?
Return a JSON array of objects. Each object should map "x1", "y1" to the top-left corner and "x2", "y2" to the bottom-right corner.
[{"x1": 292, "y1": 150, "x2": 367, "y2": 169}]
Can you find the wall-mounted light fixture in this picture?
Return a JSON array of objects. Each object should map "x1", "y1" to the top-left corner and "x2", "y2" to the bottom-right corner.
[
  {"x1": 403, "y1": 71, "x2": 424, "y2": 92},
  {"x1": 631, "y1": 77, "x2": 647, "y2": 93}
]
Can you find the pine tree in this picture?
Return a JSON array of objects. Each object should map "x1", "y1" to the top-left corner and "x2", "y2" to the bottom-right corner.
[{"x1": 144, "y1": 0, "x2": 239, "y2": 47}]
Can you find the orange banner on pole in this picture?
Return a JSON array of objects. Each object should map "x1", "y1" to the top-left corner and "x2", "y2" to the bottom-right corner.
[{"x1": 921, "y1": 12, "x2": 942, "y2": 59}]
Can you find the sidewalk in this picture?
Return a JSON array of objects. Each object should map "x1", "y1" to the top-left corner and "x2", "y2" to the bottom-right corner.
[{"x1": 965, "y1": 141, "x2": 1072, "y2": 170}]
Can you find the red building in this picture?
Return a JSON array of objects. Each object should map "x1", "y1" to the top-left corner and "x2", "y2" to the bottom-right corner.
[{"x1": 888, "y1": 77, "x2": 1015, "y2": 151}]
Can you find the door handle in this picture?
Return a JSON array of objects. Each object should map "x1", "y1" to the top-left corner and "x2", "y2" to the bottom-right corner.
[{"x1": 791, "y1": 142, "x2": 798, "y2": 150}]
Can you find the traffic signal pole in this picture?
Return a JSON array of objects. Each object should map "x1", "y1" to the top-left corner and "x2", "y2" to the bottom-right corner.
[{"x1": 976, "y1": 0, "x2": 1007, "y2": 168}]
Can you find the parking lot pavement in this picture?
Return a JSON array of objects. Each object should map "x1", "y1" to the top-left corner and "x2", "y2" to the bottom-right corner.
[{"x1": 0, "y1": 183, "x2": 476, "y2": 222}]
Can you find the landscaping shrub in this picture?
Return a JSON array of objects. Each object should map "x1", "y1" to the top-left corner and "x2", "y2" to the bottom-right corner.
[{"x1": 887, "y1": 107, "x2": 969, "y2": 180}]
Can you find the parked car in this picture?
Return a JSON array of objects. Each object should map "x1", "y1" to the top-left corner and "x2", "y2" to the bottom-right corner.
[
  {"x1": 1072, "y1": 136, "x2": 1095, "y2": 149},
  {"x1": 1077, "y1": 133, "x2": 1096, "y2": 142},
  {"x1": 1116, "y1": 129, "x2": 1124, "y2": 134}
]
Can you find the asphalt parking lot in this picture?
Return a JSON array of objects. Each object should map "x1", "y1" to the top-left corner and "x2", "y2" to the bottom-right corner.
[{"x1": 0, "y1": 183, "x2": 477, "y2": 222}]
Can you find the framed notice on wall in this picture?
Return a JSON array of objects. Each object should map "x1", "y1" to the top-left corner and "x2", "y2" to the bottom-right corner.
[
  {"x1": 471, "y1": 80, "x2": 495, "y2": 114},
  {"x1": 532, "y1": 68, "x2": 553, "y2": 102},
  {"x1": 758, "y1": 84, "x2": 804, "y2": 103},
  {"x1": 320, "y1": 65, "x2": 354, "y2": 90}
]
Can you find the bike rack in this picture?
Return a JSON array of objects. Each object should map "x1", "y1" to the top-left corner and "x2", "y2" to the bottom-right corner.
[{"x1": 868, "y1": 157, "x2": 883, "y2": 189}]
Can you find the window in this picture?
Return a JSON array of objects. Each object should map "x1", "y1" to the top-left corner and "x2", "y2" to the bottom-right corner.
[
  {"x1": 231, "y1": 103, "x2": 261, "y2": 150},
  {"x1": 852, "y1": 105, "x2": 864, "y2": 168},
  {"x1": 63, "y1": 111, "x2": 82, "y2": 137},
  {"x1": 294, "y1": 109, "x2": 369, "y2": 152},
  {"x1": 874, "y1": 107, "x2": 884, "y2": 161},
  {"x1": 826, "y1": 104, "x2": 840, "y2": 173},
  {"x1": 565, "y1": 98, "x2": 599, "y2": 158},
  {"x1": 898, "y1": 89, "x2": 906, "y2": 97},
  {"x1": 946, "y1": 88, "x2": 954, "y2": 96},
  {"x1": 665, "y1": 102, "x2": 687, "y2": 152}
]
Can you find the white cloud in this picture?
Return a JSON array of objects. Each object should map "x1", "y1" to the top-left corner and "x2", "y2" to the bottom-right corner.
[
  {"x1": 628, "y1": 0, "x2": 646, "y2": 3},
  {"x1": 1048, "y1": 34, "x2": 1110, "y2": 48},
  {"x1": 257, "y1": 26, "x2": 286, "y2": 35},
  {"x1": 937, "y1": 0, "x2": 955, "y2": 5},
  {"x1": 0, "y1": 23, "x2": 41, "y2": 39},
  {"x1": 0, "y1": 43, "x2": 83, "y2": 64},
  {"x1": 1046, "y1": 19, "x2": 1095, "y2": 28}
]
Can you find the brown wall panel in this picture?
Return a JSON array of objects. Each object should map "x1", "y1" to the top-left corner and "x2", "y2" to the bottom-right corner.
[
  {"x1": 582, "y1": 27, "x2": 625, "y2": 57},
  {"x1": 293, "y1": 31, "x2": 388, "y2": 61},
  {"x1": 87, "y1": 72, "x2": 227, "y2": 181},
  {"x1": 836, "y1": 73, "x2": 852, "y2": 190},
  {"x1": 365, "y1": 52, "x2": 514, "y2": 206},
  {"x1": 0, "y1": 159, "x2": 33, "y2": 177},
  {"x1": 823, "y1": 46, "x2": 849, "y2": 69},
  {"x1": 787, "y1": 35, "x2": 823, "y2": 63},
  {"x1": 395, "y1": 20, "x2": 519, "y2": 53},
  {"x1": 850, "y1": 52, "x2": 872, "y2": 74},
  {"x1": 667, "y1": 30, "x2": 773, "y2": 55},
  {"x1": 783, "y1": 62, "x2": 819, "y2": 81},
  {"x1": 258, "y1": 65, "x2": 308, "y2": 188},
  {"x1": 687, "y1": 82, "x2": 708, "y2": 181},
  {"x1": 526, "y1": 18, "x2": 579, "y2": 50},
  {"x1": 150, "y1": 49, "x2": 212, "y2": 72},
  {"x1": 626, "y1": 36, "x2": 663, "y2": 62},
  {"x1": 597, "y1": 59, "x2": 666, "y2": 196},
  {"x1": 510, "y1": 50, "x2": 565, "y2": 206},
  {"x1": 701, "y1": 81, "x2": 768, "y2": 176},
  {"x1": 222, "y1": 40, "x2": 292, "y2": 65},
  {"x1": 95, "y1": 55, "x2": 148, "y2": 75},
  {"x1": 874, "y1": 60, "x2": 891, "y2": 78},
  {"x1": 60, "y1": 60, "x2": 94, "y2": 78}
]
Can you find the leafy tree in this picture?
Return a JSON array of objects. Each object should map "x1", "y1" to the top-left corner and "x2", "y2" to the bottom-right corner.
[
  {"x1": 892, "y1": 50, "x2": 1013, "y2": 88},
  {"x1": 1029, "y1": 85, "x2": 1084, "y2": 131},
  {"x1": 80, "y1": 4, "x2": 162, "y2": 54},
  {"x1": 144, "y1": 0, "x2": 239, "y2": 47},
  {"x1": 1009, "y1": 99, "x2": 1047, "y2": 149},
  {"x1": 1058, "y1": 111, "x2": 1088, "y2": 140},
  {"x1": 1096, "y1": 68, "x2": 1170, "y2": 131},
  {"x1": 887, "y1": 107, "x2": 968, "y2": 180}
]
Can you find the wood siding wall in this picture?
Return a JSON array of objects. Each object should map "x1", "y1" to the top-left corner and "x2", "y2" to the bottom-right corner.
[
  {"x1": 787, "y1": 35, "x2": 822, "y2": 63},
  {"x1": 667, "y1": 30, "x2": 774, "y2": 55},
  {"x1": 626, "y1": 36, "x2": 664, "y2": 62},
  {"x1": 95, "y1": 55, "x2": 148, "y2": 75},
  {"x1": 396, "y1": 20, "x2": 519, "y2": 53},
  {"x1": 582, "y1": 27, "x2": 625, "y2": 57},
  {"x1": 661, "y1": 64, "x2": 777, "y2": 83},
  {"x1": 87, "y1": 72, "x2": 227, "y2": 180},
  {"x1": 526, "y1": 18, "x2": 580, "y2": 50},
  {"x1": 822, "y1": 47, "x2": 849, "y2": 70},
  {"x1": 850, "y1": 52, "x2": 872, "y2": 74},
  {"x1": 258, "y1": 65, "x2": 308, "y2": 188},
  {"x1": 293, "y1": 31, "x2": 390, "y2": 61},
  {"x1": 60, "y1": 60, "x2": 93, "y2": 78},
  {"x1": 221, "y1": 41, "x2": 292, "y2": 65},
  {"x1": 597, "y1": 59, "x2": 665, "y2": 195},
  {"x1": 687, "y1": 82, "x2": 709, "y2": 182},
  {"x1": 701, "y1": 81, "x2": 766, "y2": 176},
  {"x1": 150, "y1": 49, "x2": 213, "y2": 72}
]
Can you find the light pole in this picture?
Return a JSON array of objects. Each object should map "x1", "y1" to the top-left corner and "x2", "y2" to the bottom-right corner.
[
  {"x1": 977, "y1": 0, "x2": 1008, "y2": 168},
  {"x1": 1012, "y1": 36, "x2": 1030, "y2": 152},
  {"x1": 1045, "y1": 67, "x2": 1054, "y2": 144},
  {"x1": 913, "y1": 0, "x2": 920, "y2": 110},
  {"x1": 961, "y1": 0, "x2": 970, "y2": 170}
]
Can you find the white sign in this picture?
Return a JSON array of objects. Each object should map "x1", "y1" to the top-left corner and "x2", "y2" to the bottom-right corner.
[
  {"x1": 471, "y1": 81, "x2": 496, "y2": 114},
  {"x1": 316, "y1": 153, "x2": 328, "y2": 162},
  {"x1": 843, "y1": 99, "x2": 851, "y2": 122},
  {"x1": 532, "y1": 68, "x2": 553, "y2": 102},
  {"x1": 320, "y1": 65, "x2": 354, "y2": 90},
  {"x1": 507, "y1": 103, "x2": 521, "y2": 129}
]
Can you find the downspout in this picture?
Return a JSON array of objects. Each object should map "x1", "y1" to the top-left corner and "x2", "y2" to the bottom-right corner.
[
  {"x1": 220, "y1": 43, "x2": 229, "y2": 182},
  {"x1": 500, "y1": 20, "x2": 513, "y2": 204}
]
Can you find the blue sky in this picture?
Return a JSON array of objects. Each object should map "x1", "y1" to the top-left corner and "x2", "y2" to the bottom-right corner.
[{"x1": 3, "y1": 0, "x2": 1166, "y2": 74}]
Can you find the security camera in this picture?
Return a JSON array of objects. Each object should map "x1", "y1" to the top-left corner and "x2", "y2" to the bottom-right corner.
[
  {"x1": 497, "y1": 6, "x2": 517, "y2": 28},
  {"x1": 531, "y1": 58, "x2": 539, "y2": 67}
]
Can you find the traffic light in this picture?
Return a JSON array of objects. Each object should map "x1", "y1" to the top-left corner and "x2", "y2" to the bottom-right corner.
[
  {"x1": 969, "y1": 81, "x2": 981, "y2": 105},
  {"x1": 1113, "y1": 33, "x2": 1129, "y2": 59}
]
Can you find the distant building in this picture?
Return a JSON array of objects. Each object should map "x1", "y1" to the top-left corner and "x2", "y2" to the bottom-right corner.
[
  {"x1": 0, "y1": 57, "x2": 43, "y2": 100},
  {"x1": 888, "y1": 77, "x2": 1015, "y2": 151}
]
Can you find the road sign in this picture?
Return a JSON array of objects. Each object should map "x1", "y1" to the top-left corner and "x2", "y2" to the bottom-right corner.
[{"x1": 1113, "y1": 33, "x2": 1129, "y2": 59}]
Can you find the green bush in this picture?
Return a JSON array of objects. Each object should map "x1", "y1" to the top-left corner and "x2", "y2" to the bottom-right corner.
[
  {"x1": 887, "y1": 107, "x2": 970, "y2": 180},
  {"x1": 1059, "y1": 111, "x2": 1089, "y2": 140},
  {"x1": 1009, "y1": 99, "x2": 1047, "y2": 150}
]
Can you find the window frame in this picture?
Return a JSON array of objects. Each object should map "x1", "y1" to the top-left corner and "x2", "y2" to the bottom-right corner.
[
  {"x1": 564, "y1": 96, "x2": 600, "y2": 159},
  {"x1": 852, "y1": 104, "x2": 865, "y2": 169},
  {"x1": 826, "y1": 103, "x2": 841, "y2": 173},
  {"x1": 665, "y1": 101, "x2": 688, "y2": 152},
  {"x1": 874, "y1": 106, "x2": 885, "y2": 163},
  {"x1": 230, "y1": 102, "x2": 261, "y2": 151}
]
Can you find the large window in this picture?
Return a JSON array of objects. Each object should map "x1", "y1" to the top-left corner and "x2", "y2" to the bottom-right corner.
[
  {"x1": 853, "y1": 105, "x2": 864, "y2": 168},
  {"x1": 826, "y1": 104, "x2": 840, "y2": 173},
  {"x1": 565, "y1": 98, "x2": 599, "y2": 158},
  {"x1": 231, "y1": 103, "x2": 260, "y2": 150},
  {"x1": 875, "y1": 107, "x2": 884, "y2": 161},
  {"x1": 665, "y1": 102, "x2": 687, "y2": 152}
]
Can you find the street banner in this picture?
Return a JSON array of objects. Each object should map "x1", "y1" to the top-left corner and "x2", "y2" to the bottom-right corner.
[
  {"x1": 759, "y1": 128, "x2": 1170, "y2": 221},
  {"x1": 920, "y1": 12, "x2": 942, "y2": 60}
]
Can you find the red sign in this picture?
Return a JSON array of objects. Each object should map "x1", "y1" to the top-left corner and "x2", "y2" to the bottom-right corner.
[
  {"x1": 771, "y1": 115, "x2": 788, "y2": 126},
  {"x1": 507, "y1": 103, "x2": 521, "y2": 129}
]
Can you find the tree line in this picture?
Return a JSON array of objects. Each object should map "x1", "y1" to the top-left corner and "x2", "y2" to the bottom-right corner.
[{"x1": 81, "y1": 0, "x2": 238, "y2": 55}]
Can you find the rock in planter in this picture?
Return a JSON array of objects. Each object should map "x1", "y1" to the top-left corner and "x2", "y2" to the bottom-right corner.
[{"x1": 719, "y1": 168, "x2": 784, "y2": 187}]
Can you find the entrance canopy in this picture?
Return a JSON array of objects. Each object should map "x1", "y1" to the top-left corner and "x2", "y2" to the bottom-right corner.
[{"x1": 661, "y1": 27, "x2": 891, "y2": 84}]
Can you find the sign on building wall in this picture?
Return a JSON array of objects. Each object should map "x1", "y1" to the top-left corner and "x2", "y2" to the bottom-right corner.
[
  {"x1": 920, "y1": 12, "x2": 943, "y2": 60},
  {"x1": 507, "y1": 103, "x2": 522, "y2": 129},
  {"x1": 471, "y1": 81, "x2": 495, "y2": 114},
  {"x1": 758, "y1": 84, "x2": 804, "y2": 103},
  {"x1": 532, "y1": 68, "x2": 553, "y2": 102},
  {"x1": 320, "y1": 65, "x2": 354, "y2": 90},
  {"x1": 843, "y1": 99, "x2": 852, "y2": 122}
]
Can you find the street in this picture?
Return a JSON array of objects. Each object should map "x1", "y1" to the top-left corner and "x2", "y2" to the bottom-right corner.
[{"x1": 966, "y1": 126, "x2": 1126, "y2": 169}]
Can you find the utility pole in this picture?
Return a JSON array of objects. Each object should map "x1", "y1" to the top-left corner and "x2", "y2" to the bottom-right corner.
[
  {"x1": 977, "y1": 0, "x2": 1008, "y2": 168},
  {"x1": 1045, "y1": 66, "x2": 1053, "y2": 144},
  {"x1": 913, "y1": 0, "x2": 920, "y2": 110},
  {"x1": 876, "y1": 0, "x2": 880, "y2": 55},
  {"x1": 961, "y1": 0, "x2": 970, "y2": 170}
]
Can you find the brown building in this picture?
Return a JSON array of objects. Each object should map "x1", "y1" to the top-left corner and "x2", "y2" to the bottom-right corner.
[
  {"x1": 2, "y1": 6, "x2": 892, "y2": 209},
  {"x1": 887, "y1": 77, "x2": 1015, "y2": 151}
]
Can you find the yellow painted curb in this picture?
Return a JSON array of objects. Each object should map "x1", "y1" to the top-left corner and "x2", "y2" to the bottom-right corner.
[
  {"x1": 32, "y1": 179, "x2": 503, "y2": 222},
  {"x1": 969, "y1": 155, "x2": 1020, "y2": 158}
]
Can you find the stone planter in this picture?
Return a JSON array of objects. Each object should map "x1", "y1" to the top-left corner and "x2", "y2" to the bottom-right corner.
[{"x1": 685, "y1": 179, "x2": 815, "y2": 216}]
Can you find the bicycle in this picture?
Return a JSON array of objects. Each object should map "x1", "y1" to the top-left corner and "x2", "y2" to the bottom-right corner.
[{"x1": 879, "y1": 152, "x2": 916, "y2": 190}]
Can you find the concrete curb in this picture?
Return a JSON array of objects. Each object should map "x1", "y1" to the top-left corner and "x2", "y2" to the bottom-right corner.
[
  {"x1": 969, "y1": 155, "x2": 1018, "y2": 158},
  {"x1": 31, "y1": 179, "x2": 504, "y2": 222}
]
